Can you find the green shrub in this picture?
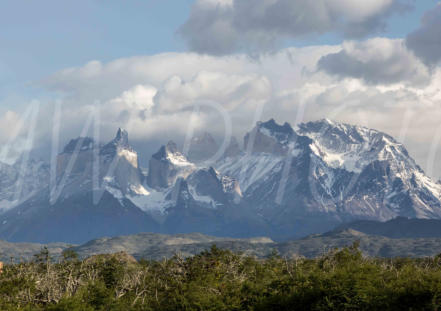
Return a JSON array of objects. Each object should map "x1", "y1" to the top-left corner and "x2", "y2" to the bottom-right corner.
[{"x1": 2, "y1": 244, "x2": 441, "y2": 310}]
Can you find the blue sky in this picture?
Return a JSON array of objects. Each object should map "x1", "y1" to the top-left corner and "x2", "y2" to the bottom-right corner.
[
  {"x1": 1, "y1": 0, "x2": 195, "y2": 110},
  {"x1": 0, "y1": 0, "x2": 436, "y2": 111}
]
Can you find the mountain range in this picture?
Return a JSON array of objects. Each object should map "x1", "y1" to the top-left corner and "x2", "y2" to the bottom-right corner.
[{"x1": 1, "y1": 119, "x2": 441, "y2": 244}]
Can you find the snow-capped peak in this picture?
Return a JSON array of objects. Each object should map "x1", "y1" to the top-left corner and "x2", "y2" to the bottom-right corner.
[
  {"x1": 298, "y1": 119, "x2": 414, "y2": 173},
  {"x1": 243, "y1": 119, "x2": 300, "y2": 156},
  {"x1": 147, "y1": 142, "x2": 195, "y2": 190},
  {"x1": 151, "y1": 141, "x2": 194, "y2": 168},
  {"x1": 100, "y1": 128, "x2": 135, "y2": 160},
  {"x1": 256, "y1": 119, "x2": 295, "y2": 145}
]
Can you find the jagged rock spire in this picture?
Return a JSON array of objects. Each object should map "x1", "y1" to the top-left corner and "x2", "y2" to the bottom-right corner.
[{"x1": 114, "y1": 128, "x2": 130, "y2": 149}]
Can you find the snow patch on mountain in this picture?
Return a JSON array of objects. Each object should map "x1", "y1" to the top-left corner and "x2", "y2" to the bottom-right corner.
[
  {"x1": 188, "y1": 184, "x2": 218, "y2": 208},
  {"x1": 217, "y1": 154, "x2": 284, "y2": 192},
  {"x1": 310, "y1": 141, "x2": 364, "y2": 173},
  {"x1": 118, "y1": 149, "x2": 139, "y2": 168},
  {"x1": 127, "y1": 187, "x2": 173, "y2": 214},
  {"x1": 167, "y1": 152, "x2": 195, "y2": 168},
  {"x1": 0, "y1": 199, "x2": 18, "y2": 212}
]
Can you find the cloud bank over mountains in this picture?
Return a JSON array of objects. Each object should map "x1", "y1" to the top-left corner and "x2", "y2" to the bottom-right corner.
[{"x1": 2, "y1": 1, "x2": 441, "y2": 177}]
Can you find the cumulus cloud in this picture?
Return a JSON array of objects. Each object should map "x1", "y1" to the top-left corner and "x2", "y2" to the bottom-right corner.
[
  {"x1": 5, "y1": 45, "x2": 441, "y2": 177},
  {"x1": 79, "y1": 71, "x2": 272, "y2": 142},
  {"x1": 0, "y1": 110, "x2": 39, "y2": 164},
  {"x1": 153, "y1": 71, "x2": 271, "y2": 113},
  {"x1": 406, "y1": 3, "x2": 441, "y2": 66},
  {"x1": 179, "y1": 0, "x2": 410, "y2": 55},
  {"x1": 33, "y1": 47, "x2": 336, "y2": 152},
  {"x1": 44, "y1": 49, "x2": 333, "y2": 99},
  {"x1": 318, "y1": 38, "x2": 431, "y2": 85},
  {"x1": 107, "y1": 84, "x2": 157, "y2": 123}
]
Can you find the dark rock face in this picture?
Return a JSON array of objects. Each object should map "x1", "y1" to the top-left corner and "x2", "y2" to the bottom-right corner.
[
  {"x1": 186, "y1": 167, "x2": 241, "y2": 205},
  {"x1": 147, "y1": 141, "x2": 194, "y2": 189},
  {"x1": 244, "y1": 119, "x2": 297, "y2": 156},
  {"x1": 55, "y1": 128, "x2": 143, "y2": 198},
  {"x1": 100, "y1": 128, "x2": 131, "y2": 158}
]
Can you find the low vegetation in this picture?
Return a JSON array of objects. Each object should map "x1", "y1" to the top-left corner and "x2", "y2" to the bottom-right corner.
[{"x1": 1, "y1": 243, "x2": 441, "y2": 310}]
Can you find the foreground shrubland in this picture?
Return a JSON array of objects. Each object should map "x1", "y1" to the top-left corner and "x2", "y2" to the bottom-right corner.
[{"x1": 1, "y1": 244, "x2": 441, "y2": 310}]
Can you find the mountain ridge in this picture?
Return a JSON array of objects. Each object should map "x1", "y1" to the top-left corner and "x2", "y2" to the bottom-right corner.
[
  {"x1": 1, "y1": 119, "x2": 441, "y2": 243},
  {"x1": 4, "y1": 223, "x2": 441, "y2": 261}
]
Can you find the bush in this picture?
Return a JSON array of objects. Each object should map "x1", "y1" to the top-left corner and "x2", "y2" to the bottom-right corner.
[{"x1": 1, "y1": 245, "x2": 441, "y2": 310}]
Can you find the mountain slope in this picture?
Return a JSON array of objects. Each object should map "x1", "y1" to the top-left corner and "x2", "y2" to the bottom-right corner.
[
  {"x1": 0, "y1": 130, "x2": 160, "y2": 244},
  {"x1": 0, "y1": 191, "x2": 159, "y2": 244},
  {"x1": 216, "y1": 119, "x2": 441, "y2": 239},
  {"x1": 0, "y1": 158, "x2": 49, "y2": 212}
]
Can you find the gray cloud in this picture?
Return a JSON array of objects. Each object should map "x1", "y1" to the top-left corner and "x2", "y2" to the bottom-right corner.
[
  {"x1": 179, "y1": 0, "x2": 410, "y2": 55},
  {"x1": 318, "y1": 38, "x2": 431, "y2": 85},
  {"x1": 406, "y1": 3, "x2": 441, "y2": 66}
]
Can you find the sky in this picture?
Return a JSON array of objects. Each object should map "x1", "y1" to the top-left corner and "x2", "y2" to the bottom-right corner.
[
  {"x1": 0, "y1": 0, "x2": 435, "y2": 108},
  {"x1": 1, "y1": 0, "x2": 441, "y2": 176}
]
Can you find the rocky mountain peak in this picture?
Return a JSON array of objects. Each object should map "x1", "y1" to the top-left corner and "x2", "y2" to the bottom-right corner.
[
  {"x1": 148, "y1": 142, "x2": 195, "y2": 190},
  {"x1": 152, "y1": 141, "x2": 180, "y2": 161},
  {"x1": 257, "y1": 119, "x2": 295, "y2": 142},
  {"x1": 115, "y1": 128, "x2": 130, "y2": 148},
  {"x1": 298, "y1": 119, "x2": 415, "y2": 174},
  {"x1": 165, "y1": 141, "x2": 179, "y2": 154},
  {"x1": 188, "y1": 132, "x2": 219, "y2": 163},
  {"x1": 100, "y1": 128, "x2": 133, "y2": 158},
  {"x1": 244, "y1": 119, "x2": 297, "y2": 155},
  {"x1": 297, "y1": 119, "x2": 394, "y2": 148}
]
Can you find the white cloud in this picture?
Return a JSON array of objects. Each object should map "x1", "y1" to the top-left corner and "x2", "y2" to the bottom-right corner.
[
  {"x1": 37, "y1": 47, "x2": 338, "y2": 143},
  {"x1": 0, "y1": 111, "x2": 21, "y2": 144},
  {"x1": 43, "y1": 47, "x2": 338, "y2": 99},
  {"x1": 4, "y1": 44, "x2": 441, "y2": 177},
  {"x1": 178, "y1": 0, "x2": 410, "y2": 55},
  {"x1": 0, "y1": 110, "x2": 38, "y2": 164},
  {"x1": 153, "y1": 71, "x2": 271, "y2": 113},
  {"x1": 108, "y1": 84, "x2": 157, "y2": 117}
]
